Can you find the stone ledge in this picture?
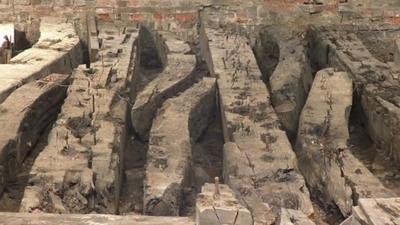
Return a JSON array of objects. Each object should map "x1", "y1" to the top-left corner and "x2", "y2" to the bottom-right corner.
[{"x1": 342, "y1": 198, "x2": 400, "y2": 225}]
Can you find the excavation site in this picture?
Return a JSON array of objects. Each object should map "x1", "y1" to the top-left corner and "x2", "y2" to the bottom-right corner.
[{"x1": 0, "y1": 0, "x2": 399, "y2": 224}]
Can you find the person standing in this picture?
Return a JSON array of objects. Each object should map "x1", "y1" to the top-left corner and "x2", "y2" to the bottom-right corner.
[{"x1": 0, "y1": 35, "x2": 12, "y2": 63}]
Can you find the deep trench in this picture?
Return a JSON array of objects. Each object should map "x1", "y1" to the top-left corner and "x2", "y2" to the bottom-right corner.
[{"x1": 1, "y1": 21, "x2": 398, "y2": 224}]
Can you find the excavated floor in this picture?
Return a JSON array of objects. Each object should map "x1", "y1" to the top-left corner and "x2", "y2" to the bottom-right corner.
[{"x1": 0, "y1": 9, "x2": 400, "y2": 225}]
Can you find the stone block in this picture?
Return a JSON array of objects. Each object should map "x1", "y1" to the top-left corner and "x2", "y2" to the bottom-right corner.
[
  {"x1": 308, "y1": 27, "x2": 400, "y2": 165},
  {"x1": 345, "y1": 198, "x2": 400, "y2": 225},
  {"x1": 0, "y1": 18, "x2": 82, "y2": 104},
  {"x1": 196, "y1": 183, "x2": 252, "y2": 225},
  {"x1": 0, "y1": 212, "x2": 195, "y2": 225}
]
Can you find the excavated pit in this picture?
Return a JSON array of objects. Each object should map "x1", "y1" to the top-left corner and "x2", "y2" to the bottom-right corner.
[{"x1": 1, "y1": 8, "x2": 400, "y2": 225}]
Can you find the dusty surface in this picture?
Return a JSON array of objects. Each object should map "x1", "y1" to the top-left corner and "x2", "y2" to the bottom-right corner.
[{"x1": 278, "y1": 208, "x2": 316, "y2": 225}]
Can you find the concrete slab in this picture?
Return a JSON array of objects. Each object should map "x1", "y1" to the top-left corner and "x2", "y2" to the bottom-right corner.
[
  {"x1": 144, "y1": 77, "x2": 216, "y2": 216},
  {"x1": 295, "y1": 68, "x2": 395, "y2": 216},
  {"x1": 394, "y1": 39, "x2": 400, "y2": 66},
  {"x1": 87, "y1": 12, "x2": 99, "y2": 63}
]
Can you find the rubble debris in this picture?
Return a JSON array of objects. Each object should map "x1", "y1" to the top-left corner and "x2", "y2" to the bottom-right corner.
[{"x1": 277, "y1": 208, "x2": 316, "y2": 225}]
